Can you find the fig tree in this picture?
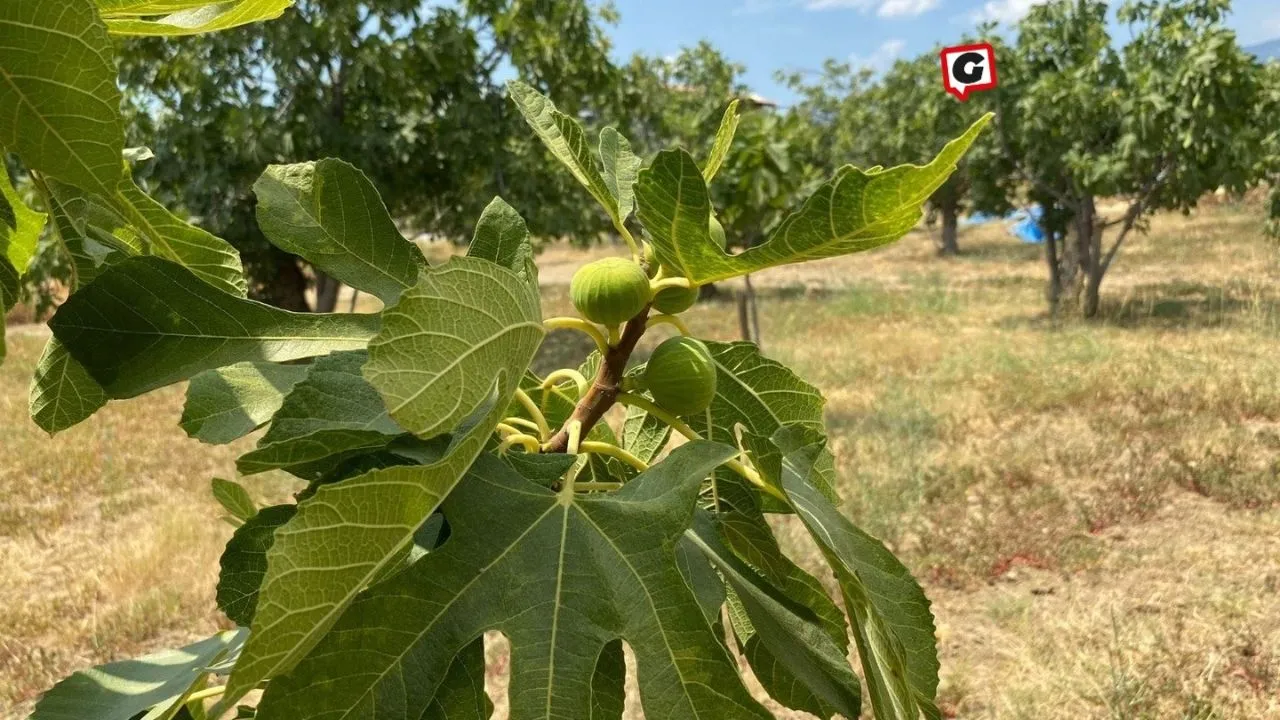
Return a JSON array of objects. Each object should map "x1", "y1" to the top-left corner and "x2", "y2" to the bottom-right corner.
[
  {"x1": 570, "y1": 257, "x2": 652, "y2": 326},
  {"x1": 643, "y1": 336, "x2": 717, "y2": 416}
]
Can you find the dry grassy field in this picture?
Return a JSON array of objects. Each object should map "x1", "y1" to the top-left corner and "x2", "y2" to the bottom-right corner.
[{"x1": 3, "y1": 203, "x2": 1280, "y2": 719}]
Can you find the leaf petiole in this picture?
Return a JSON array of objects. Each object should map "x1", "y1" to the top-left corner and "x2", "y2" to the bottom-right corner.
[
  {"x1": 646, "y1": 314, "x2": 690, "y2": 336},
  {"x1": 184, "y1": 684, "x2": 227, "y2": 703},
  {"x1": 501, "y1": 416, "x2": 543, "y2": 434},
  {"x1": 498, "y1": 433, "x2": 541, "y2": 454},
  {"x1": 512, "y1": 388, "x2": 551, "y2": 440},
  {"x1": 651, "y1": 276, "x2": 692, "y2": 292},
  {"x1": 574, "y1": 481, "x2": 625, "y2": 493},
  {"x1": 615, "y1": 392, "x2": 786, "y2": 503},
  {"x1": 565, "y1": 419, "x2": 583, "y2": 455},
  {"x1": 542, "y1": 368, "x2": 589, "y2": 398},
  {"x1": 579, "y1": 440, "x2": 649, "y2": 473},
  {"x1": 543, "y1": 316, "x2": 608, "y2": 354}
]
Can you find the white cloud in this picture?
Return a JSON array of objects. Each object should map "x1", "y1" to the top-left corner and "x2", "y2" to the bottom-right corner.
[
  {"x1": 849, "y1": 38, "x2": 907, "y2": 72},
  {"x1": 970, "y1": 0, "x2": 1046, "y2": 24},
  {"x1": 804, "y1": 0, "x2": 937, "y2": 17},
  {"x1": 732, "y1": 0, "x2": 783, "y2": 15},
  {"x1": 876, "y1": 0, "x2": 938, "y2": 16},
  {"x1": 804, "y1": 0, "x2": 874, "y2": 9}
]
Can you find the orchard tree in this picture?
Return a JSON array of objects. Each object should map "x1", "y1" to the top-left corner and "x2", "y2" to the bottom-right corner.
[
  {"x1": 783, "y1": 49, "x2": 1010, "y2": 256},
  {"x1": 3, "y1": 0, "x2": 992, "y2": 717},
  {"x1": 863, "y1": 50, "x2": 1009, "y2": 255},
  {"x1": 1002, "y1": 0, "x2": 1263, "y2": 316},
  {"x1": 117, "y1": 0, "x2": 624, "y2": 311},
  {"x1": 1257, "y1": 61, "x2": 1280, "y2": 239},
  {"x1": 710, "y1": 106, "x2": 819, "y2": 345}
]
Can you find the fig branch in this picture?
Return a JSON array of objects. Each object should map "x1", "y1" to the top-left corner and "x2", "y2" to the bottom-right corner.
[{"x1": 541, "y1": 303, "x2": 652, "y2": 454}]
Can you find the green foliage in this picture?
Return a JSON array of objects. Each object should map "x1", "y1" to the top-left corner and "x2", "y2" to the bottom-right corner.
[
  {"x1": 636, "y1": 115, "x2": 991, "y2": 284},
  {"x1": 30, "y1": 629, "x2": 247, "y2": 720},
  {"x1": 113, "y1": 0, "x2": 625, "y2": 310},
  {"x1": 993, "y1": 0, "x2": 1265, "y2": 314},
  {"x1": 0, "y1": 168, "x2": 45, "y2": 360},
  {"x1": 6, "y1": 4, "x2": 990, "y2": 717},
  {"x1": 99, "y1": 0, "x2": 294, "y2": 36}
]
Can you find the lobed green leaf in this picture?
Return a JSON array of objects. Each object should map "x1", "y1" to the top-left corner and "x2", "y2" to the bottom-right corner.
[
  {"x1": 687, "y1": 511, "x2": 862, "y2": 718},
  {"x1": 236, "y1": 351, "x2": 405, "y2": 478},
  {"x1": 508, "y1": 80, "x2": 625, "y2": 228},
  {"x1": 0, "y1": 0, "x2": 124, "y2": 196},
  {"x1": 363, "y1": 255, "x2": 544, "y2": 439},
  {"x1": 29, "y1": 629, "x2": 246, "y2": 720},
  {"x1": 221, "y1": 375, "x2": 521, "y2": 708},
  {"x1": 28, "y1": 339, "x2": 108, "y2": 435},
  {"x1": 48, "y1": 256, "x2": 380, "y2": 399},
  {"x1": 116, "y1": 176, "x2": 247, "y2": 296},
  {"x1": 599, "y1": 127, "x2": 642, "y2": 220},
  {"x1": 101, "y1": 0, "x2": 294, "y2": 36},
  {"x1": 255, "y1": 441, "x2": 772, "y2": 720},
  {"x1": 217, "y1": 503, "x2": 295, "y2": 625},
  {"x1": 636, "y1": 115, "x2": 993, "y2": 284},
  {"x1": 702, "y1": 99, "x2": 742, "y2": 184},
  {"x1": 181, "y1": 362, "x2": 309, "y2": 444},
  {"x1": 1, "y1": 168, "x2": 45, "y2": 276},
  {"x1": 775, "y1": 427, "x2": 941, "y2": 720},
  {"x1": 467, "y1": 196, "x2": 537, "y2": 285},
  {"x1": 254, "y1": 159, "x2": 423, "y2": 304}
]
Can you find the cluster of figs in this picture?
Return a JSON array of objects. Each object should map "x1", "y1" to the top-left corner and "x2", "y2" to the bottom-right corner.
[{"x1": 568, "y1": 219, "x2": 728, "y2": 417}]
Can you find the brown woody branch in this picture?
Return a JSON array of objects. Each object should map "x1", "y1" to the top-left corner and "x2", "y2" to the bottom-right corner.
[{"x1": 542, "y1": 305, "x2": 652, "y2": 454}]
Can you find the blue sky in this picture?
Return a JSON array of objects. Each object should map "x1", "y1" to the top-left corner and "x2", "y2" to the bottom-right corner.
[{"x1": 605, "y1": 0, "x2": 1280, "y2": 105}]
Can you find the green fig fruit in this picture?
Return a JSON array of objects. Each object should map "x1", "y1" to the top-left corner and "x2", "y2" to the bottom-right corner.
[
  {"x1": 652, "y1": 284, "x2": 699, "y2": 315},
  {"x1": 570, "y1": 257, "x2": 652, "y2": 326},
  {"x1": 644, "y1": 336, "x2": 717, "y2": 416}
]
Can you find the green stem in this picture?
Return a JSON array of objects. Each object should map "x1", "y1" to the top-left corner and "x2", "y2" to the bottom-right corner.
[
  {"x1": 501, "y1": 416, "x2": 543, "y2": 434},
  {"x1": 575, "y1": 481, "x2": 625, "y2": 492},
  {"x1": 543, "y1": 317, "x2": 608, "y2": 354},
  {"x1": 184, "y1": 685, "x2": 227, "y2": 703},
  {"x1": 614, "y1": 220, "x2": 640, "y2": 261},
  {"x1": 512, "y1": 388, "x2": 551, "y2": 441},
  {"x1": 542, "y1": 368, "x2": 589, "y2": 398},
  {"x1": 614, "y1": 392, "x2": 787, "y2": 503},
  {"x1": 651, "y1": 276, "x2": 692, "y2": 292},
  {"x1": 646, "y1": 314, "x2": 691, "y2": 336},
  {"x1": 579, "y1": 441, "x2": 649, "y2": 473},
  {"x1": 498, "y1": 433, "x2": 541, "y2": 454}
]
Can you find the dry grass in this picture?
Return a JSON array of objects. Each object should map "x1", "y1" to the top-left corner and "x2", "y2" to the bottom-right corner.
[{"x1": 4, "y1": 202, "x2": 1280, "y2": 718}]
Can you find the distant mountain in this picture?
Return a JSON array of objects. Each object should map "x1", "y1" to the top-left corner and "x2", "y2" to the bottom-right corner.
[{"x1": 1246, "y1": 38, "x2": 1280, "y2": 62}]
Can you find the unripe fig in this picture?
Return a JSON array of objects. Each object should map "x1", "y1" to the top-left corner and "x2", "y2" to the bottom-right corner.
[
  {"x1": 709, "y1": 214, "x2": 726, "y2": 249},
  {"x1": 570, "y1": 257, "x2": 651, "y2": 326},
  {"x1": 644, "y1": 243, "x2": 660, "y2": 278},
  {"x1": 644, "y1": 336, "x2": 716, "y2": 416},
  {"x1": 652, "y1": 283, "x2": 699, "y2": 315}
]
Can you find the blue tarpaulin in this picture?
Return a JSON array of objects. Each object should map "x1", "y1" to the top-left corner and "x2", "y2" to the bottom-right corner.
[{"x1": 960, "y1": 206, "x2": 1045, "y2": 244}]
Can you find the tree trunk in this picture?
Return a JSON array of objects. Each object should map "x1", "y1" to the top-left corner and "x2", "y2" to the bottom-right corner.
[
  {"x1": 741, "y1": 273, "x2": 762, "y2": 349},
  {"x1": 737, "y1": 281, "x2": 752, "y2": 344},
  {"x1": 314, "y1": 272, "x2": 341, "y2": 313},
  {"x1": 1044, "y1": 223, "x2": 1062, "y2": 314},
  {"x1": 1076, "y1": 196, "x2": 1102, "y2": 318},
  {"x1": 259, "y1": 249, "x2": 311, "y2": 312},
  {"x1": 938, "y1": 202, "x2": 959, "y2": 256}
]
